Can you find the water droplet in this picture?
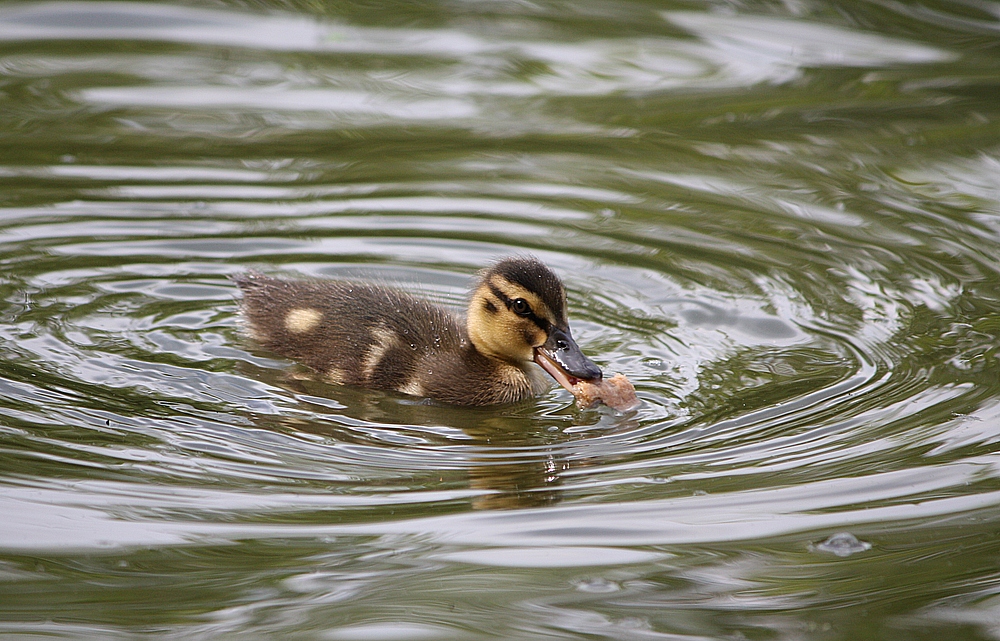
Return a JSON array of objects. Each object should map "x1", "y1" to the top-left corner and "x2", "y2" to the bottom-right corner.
[{"x1": 812, "y1": 532, "x2": 871, "y2": 557}]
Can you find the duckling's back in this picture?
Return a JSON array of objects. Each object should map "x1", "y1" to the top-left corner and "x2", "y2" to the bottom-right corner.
[{"x1": 233, "y1": 273, "x2": 466, "y2": 395}]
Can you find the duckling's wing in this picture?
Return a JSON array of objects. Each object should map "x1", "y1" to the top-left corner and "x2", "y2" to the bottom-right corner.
[{"x1": 233, "y1": 273, "x2": 464, "y2": 392}]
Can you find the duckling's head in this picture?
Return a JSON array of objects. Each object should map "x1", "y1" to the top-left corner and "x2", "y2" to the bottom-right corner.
[{"x1": 467, "y1": 257, "x2": 602, "y2": 391}]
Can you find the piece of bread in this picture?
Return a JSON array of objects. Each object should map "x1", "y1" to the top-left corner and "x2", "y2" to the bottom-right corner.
[{"x1": 571, "y1": 373, "x2": 640, "y2": 411}]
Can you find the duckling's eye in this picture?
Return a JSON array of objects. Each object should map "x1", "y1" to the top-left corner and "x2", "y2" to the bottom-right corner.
[{"x1": 511, "y1": 298, "x2": 532, "y2": 317}]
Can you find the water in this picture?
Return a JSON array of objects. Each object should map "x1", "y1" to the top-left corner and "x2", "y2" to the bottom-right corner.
[{"x1": 1, "y1": 0, "x2": 999, "y2": 638}]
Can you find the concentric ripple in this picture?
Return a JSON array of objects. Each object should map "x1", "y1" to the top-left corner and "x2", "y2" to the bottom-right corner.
[{"x1": 2, "y1": 0, "x2": 1000, "y2": 639}]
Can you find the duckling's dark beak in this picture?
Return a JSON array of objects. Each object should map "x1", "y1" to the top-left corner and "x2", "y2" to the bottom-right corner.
[{"x1": 534, "y1": 327, "x2": 602, "y2": 393}]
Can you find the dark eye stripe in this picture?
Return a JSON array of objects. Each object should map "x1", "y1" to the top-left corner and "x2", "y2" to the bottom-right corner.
[{"x1": 487, "y1": 282, "x2": 550, "y2": 332}]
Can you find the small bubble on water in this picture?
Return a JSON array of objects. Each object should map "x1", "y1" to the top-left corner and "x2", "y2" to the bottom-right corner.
[
  {"x1": 642, "y1": 357, "x2": 665, "y2": 371},
  {"x1": 620, "y1": 617, "x2": 651, "y2": 630},
  {"x1": 573, "y1": 577, "x2": 620, "y2": 593},
  {"x1": 812, "y1": 532, "x2": 872, "y2": 557}
]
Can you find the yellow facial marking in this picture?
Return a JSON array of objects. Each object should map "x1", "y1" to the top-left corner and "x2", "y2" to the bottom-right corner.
[
  {"x1": 487, "y1": 277, "x2": 556, "y2": 326},
  {"x1": 467, "y1": 276, "x2": 560, "y2": 364},
  {"x1": 285, "y1": 308, "x2": 322, "y2": 334}
]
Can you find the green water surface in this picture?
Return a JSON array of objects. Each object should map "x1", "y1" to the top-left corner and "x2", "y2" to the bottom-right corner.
[{"x1": 2, "y1": 0, "x2": 1000, "y2": 639}]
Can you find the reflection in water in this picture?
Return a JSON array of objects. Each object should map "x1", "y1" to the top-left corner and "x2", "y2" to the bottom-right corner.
[
  {"x1": 263, "y1": 373, "x2": 587, "y2": 510},
  {"x1": 2, "y1": 0, "x2": 1000, "y2": 638},
  {"x1": 0, "y1": 2, "x2": 325, "y2": 49}
]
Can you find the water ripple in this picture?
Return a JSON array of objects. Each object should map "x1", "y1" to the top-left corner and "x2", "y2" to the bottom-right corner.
[{"x1": 1, "y1": 0, "x2": 999, "y2": 638}]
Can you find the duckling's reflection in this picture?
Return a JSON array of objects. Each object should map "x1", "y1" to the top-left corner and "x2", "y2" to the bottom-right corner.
[
  {"x1": 460, "y1": 420, "x2": 569, "y2": 510},
  {"x1": 248, "y1": 366, "x2": 606, "y2": 510}
]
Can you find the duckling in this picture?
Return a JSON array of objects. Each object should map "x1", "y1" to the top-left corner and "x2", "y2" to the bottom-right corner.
[{"x1": 232, "y1": 257, "x2": 603, "y2": 406}]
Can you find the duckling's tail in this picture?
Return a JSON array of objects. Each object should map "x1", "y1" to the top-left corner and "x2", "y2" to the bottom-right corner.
[{"x1": 229, "y1": 271, "x2": 267, "y2": 293}]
